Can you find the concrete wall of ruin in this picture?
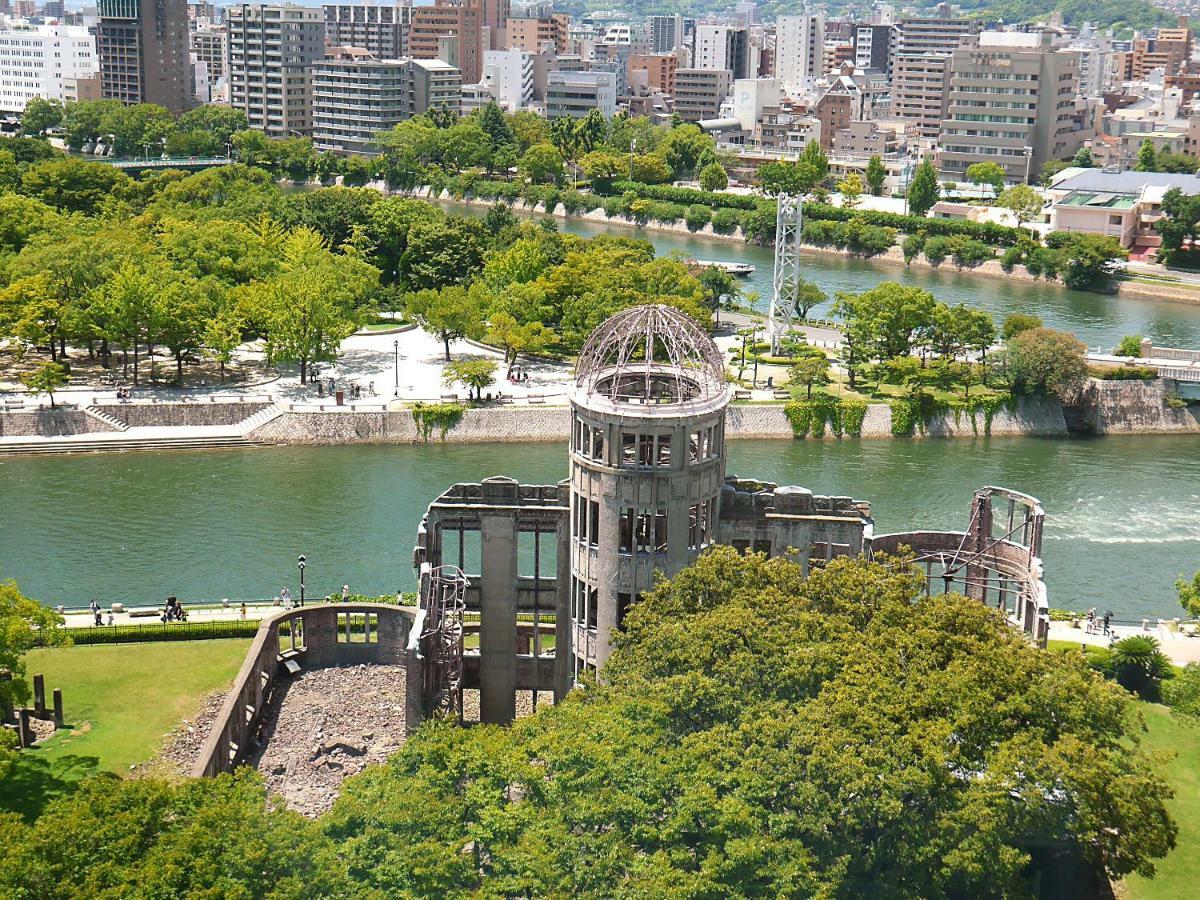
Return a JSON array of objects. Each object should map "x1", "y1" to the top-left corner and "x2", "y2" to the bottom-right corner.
[
  {"x1": 96, "y1": 402, "x2": 271, "y2": 428},
  {"x1": 0, "y1": 408, "x2": 112, "y2": 437}
]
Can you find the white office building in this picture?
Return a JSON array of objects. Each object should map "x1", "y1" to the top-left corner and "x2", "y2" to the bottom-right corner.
[
  {"x1": 482, "y1": 47, "x2": 534, "y2": 110},
  {"x1": 694, "y1": 24, "x2": 750, "y2": 79},
  {"x1": 775, "y1": 13, "x2": 824, "y2": 94},
  {"x1": 0, "y1": 24, "x2": 97, "y2": 113},
  {"x1": 546, "y1": 70, "x2": 614, "y2": 119}
]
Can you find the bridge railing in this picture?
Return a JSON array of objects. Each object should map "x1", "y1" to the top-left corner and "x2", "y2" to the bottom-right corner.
[{"x1": 190, "y1": 603, "x2": 422, "y2": 778}]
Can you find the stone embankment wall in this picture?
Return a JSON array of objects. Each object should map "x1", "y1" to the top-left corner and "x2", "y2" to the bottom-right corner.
[
  {"x1": 247, "y1": 399, "x2": 1068, "y2": 445},
  {"x1": 0, "y1": 408, "x2": 110, "y2": 437},
  {"x1": 97, "y1": 402, "x2": 271, "y2": 428},
  {"x1": 1069, "y1": 379, "x2": 1200, "y2": 434}
]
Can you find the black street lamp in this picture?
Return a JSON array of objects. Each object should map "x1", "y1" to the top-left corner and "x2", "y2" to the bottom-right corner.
[
  {"x1": 297, "y1": 554, "x2": 307, "y2": 606},
  {"x1": 393, "y1": 339, "x2": 400, "y2": 398}
]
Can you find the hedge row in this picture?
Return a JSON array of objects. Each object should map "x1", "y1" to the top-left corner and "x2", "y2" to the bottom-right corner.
[
  {"x1": 802, "y1": 203, "x2": 1031, "y2": 246},
  {"x1": 1088, "y1": 365, "x2": 1159, "y2": 381},
  {"x1": 607, "y1": 180, "x2": 764, "y2": 210},
  {"x1": 54, "y1": 619, "x2": 262, "y2": 645}
]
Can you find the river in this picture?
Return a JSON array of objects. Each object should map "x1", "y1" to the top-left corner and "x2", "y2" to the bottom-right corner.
[
  {"x1": 1, "y1": 436, "x2": 1195, "y2": 620},
  {"x1": 439, "y1": 199, "x2": 1200, "y2": 350}
]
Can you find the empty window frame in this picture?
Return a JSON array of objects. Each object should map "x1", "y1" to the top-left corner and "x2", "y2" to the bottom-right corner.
[
  {"x1": 623, "y1": 433, "x2": 673, "y2": 468},
  {"x1": 688, "y1": 499, "x2": 714, "y2": 550}
]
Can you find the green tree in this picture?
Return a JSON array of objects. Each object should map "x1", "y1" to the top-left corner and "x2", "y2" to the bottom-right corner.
[
  {"x1": 906, "y1": 159, "x2": 941, "y2": 216},
  {"x1": 1135, "y1": 138, "x2": 1158, "y2": 172},
  {"x1": 659, "y1": 124, "x2": 713, "y2": 179},
  {"x1": 1072, "y1": 146, "x2": 1095, "y2": 168},
  {"x1": 756, "y1": 159, "x2": 819, "y2": 196},
  {"x1": 519, "y1": 142, "x2": 564, "y2": 185},
  {"x1": 697, "y1": 264, "x2": 738, "y2": 326},
  {"x1": 836, "y1": 172, "x2": 863, "y2": 209},
  {"x1": 573, "y1": 108, "x2": 608, "y2": 156},
  {"x1": 20, "y1": 361, "x2": 69, "y2": 408},
  {"x1": 1177, "y1": 570, "x2": 1200, "y2": 617},
  {"x1": 783, "y1": 276, "x2": 826, "y2": 321},
  {"x1": 0, "y1": 273, "x2": 68, "y2": 362},
  {"x1": 1041, "y1": 159, "x2": 1070, "y2": 186},
  {"x1": 837, "y1": 282, "x2": 937, "y2": 362},
  {"x1": 865, "y1": 154, "x2": 885, "y2": 196},
  {"x1": 203, "y1": 306, "x2": 243, "y2": 382},
  {"x1": 788, "y1": 354, "x2": 830, "y2": 398},
  {"x1": 996, "y1": 184, "x2": 1044, "y2": 227},
  {"x1": 245, "y1": 228, "x2": 377, "y2": 383},
  {"x1": 1115, "y1": 334, "x2": 1144, "y2": 357},
  {"x1": 401, "y1": 218, "x2": 487, "y2": 291},
  {"x1": 965, "y1": 161, "x2": 1007, "y2": 196},
  {"x1": 698, "y1": 161, "x2": 728, "y2": 192},
  {"x1": 1001, "y1": 326, "x2": 1088, "y2": 396},
  {"x1": 406, "y1": 285, "x2": 489, "y2": 361},
  {"x1": 800, "y1": 139, "x2": 829, "y2": 182},
  {"x1": 443, "y1": 358, "x2": 497, "y2": 400},
  {"x1": 1153, "y1": 151, "x2": 1200, "y2": 174},
  {"x1": 0, "y1": 578, "x2": 66, "y2": 716},
  {"x1": 1002, "y1": 312, "x2": 1043, "y2": 340},
  {"x1": 628, "y1": 152, "x2": 671, "y2": 184},
  {"x1": 485, "y1": 312, "x2": 554, "y2": 364},
  {"x1": 579, "y1": 150, "x2": 625, "y2": 192},
  {"x1": 1156, "y1": 186, "x2": 1200, "y2": 263},
  {"x1": 19, "y1": 158, "x2": 131, "y2": 215},
  {"x1": 508, "y1": 110, "x2": 549, "y2": 152},
  {"x1": 20, "y1": 97, "x2": 63, "y2": 136},
  {"x1": 476, "y1": 100, "x2": 516, "y2": 148}
]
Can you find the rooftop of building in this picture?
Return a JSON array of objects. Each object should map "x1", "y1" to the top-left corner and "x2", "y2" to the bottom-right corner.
[
  {"x1": 1057, "y1": 190, "x2": 1138, "y2": 209},
  {"x1": 1054, "y1": 168, "x2": 1200, "y2": 195}
]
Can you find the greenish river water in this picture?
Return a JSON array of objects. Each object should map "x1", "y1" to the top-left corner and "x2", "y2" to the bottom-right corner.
[
  {"x1": 1, "y1": 437, "x2": 1196, "y2": 620},
  {"x1": 441, "y1": 200, "x2": 1200, "y2": 350}
]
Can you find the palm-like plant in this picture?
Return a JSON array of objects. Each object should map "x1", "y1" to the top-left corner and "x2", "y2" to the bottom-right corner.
[{"x1": 1110, "y1": 635, "x2": 1174, "y2": 701}]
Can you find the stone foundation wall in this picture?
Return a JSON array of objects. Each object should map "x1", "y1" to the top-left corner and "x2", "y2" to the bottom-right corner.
[
  {"x1": 250, "y1": 399, "x2": 1067, "y2": 445},
  {"x1": 0, "y1": 408, "x2": 111, "y2": 437},
  {"x1": 1070, "y1": 379, "x2": 1200, "y2": 434},
  {"x1": 97, "y1": 402, "x2": 270, "y2": 428}
]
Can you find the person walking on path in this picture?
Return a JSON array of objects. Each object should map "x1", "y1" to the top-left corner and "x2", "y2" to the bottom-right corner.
[
  {"x1": 240, "y1": 602, "x2": 248, "y2": 620},
  {"x1": 342, "y1": 584, "x2": 350, "y2": 603},
  {"x1": 280, "y1": 586, "x2": 292, "y2": 609},
  {"x1": 90, "y1": 599, "x2": 101, "y2": 626}
]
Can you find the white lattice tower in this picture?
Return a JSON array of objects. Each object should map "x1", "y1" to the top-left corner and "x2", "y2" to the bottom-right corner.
[{"x1": 768, "y1": 194, "x2": 804, "y2": 354}]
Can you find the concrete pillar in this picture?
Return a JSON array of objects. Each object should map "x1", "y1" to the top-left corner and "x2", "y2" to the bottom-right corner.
[
  {"x1": 17, "y1": 708, "x2": 33, "y2": 748},
  {"x1": 52, "y1": 689, "x2": 64, "y2": 727},
  {"x1": 32, "y1": 674, "x2": 45, "y2": 717},
  {"x1": 593, "y1": 489, "x2": 622, "y2": 669},
  {"x1": 553, "y1": 502, "x2": 573, "y2": 701},
  {"x1": 479, "y1": 514, "x2": 517, "y2": 724}
]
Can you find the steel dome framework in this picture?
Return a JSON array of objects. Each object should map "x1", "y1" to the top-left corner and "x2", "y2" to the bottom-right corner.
[{"x1": 574, "y1": 304, "x2": 726, "y2": 404}]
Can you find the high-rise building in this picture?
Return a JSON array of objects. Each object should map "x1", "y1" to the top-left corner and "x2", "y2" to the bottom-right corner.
[
  {"x1": 647, "y1": 14, "x2": 685, "y2": 54},
  {"x1": 409, "y1": 0, "x2": 481, "y2": 84},
  {"x1": 627, "y1": 52, "x2": 677, "y2": 96},
  {"x1": 97, "y1": 0, "x2": 193, "y2": 113},
  {"x1": 891, "y1": 54, "x2": 950, "y2": 139},
  {"x1": 226, "y1": 3, "x2": 324, "y2": 138},
  {"x1": 694, "y1": 24, "x2": 750, "y2": 80},
  {"x1": 673, "y1": 67, "x2": 732, "y2": 121},
  {"x1": 190, "y1": 24, "x2": 226, "y2": 80},
  {"x1": 774, "y1": 13, "x2": 823, "y2": 93},
  {"x1": 546, "y1": 69, "x2": 615, "y2": 119},
  {"x1": 892, "y1": 14, "x2": 978, "y2": 56},
  {"x1": 940, "y1": 32, "x2": 1083, "y2": 184},
  {"x1": 323, "y1": 3, "x2": 412, "y2": 59},
  {"x1": 0, "y1": 24, "x2": 98, "y2": 114},
  {"x1": 312, "y1": 56, "x2": 461, "y2": 155},
  {"x1": 504, "y1": 11, "x2": 567, "y2": 54},
  {"x1": 852, "y1": 23, "x2": 891, "y2": 74}
]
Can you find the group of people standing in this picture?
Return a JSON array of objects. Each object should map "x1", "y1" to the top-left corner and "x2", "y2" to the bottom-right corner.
[{"x1": 1085, "y1": 607, "x2": 1112, "y2": 636}]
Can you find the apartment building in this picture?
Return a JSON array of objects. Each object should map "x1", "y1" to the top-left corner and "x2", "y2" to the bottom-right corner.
[
  {"x1": 0, "y1": 23, "x2": 97, "y2": 113},
  {"x1": 775, "y1": 13, "x2": 823, "y2": 93},
  {"x1": 940, "y1": 31, "x2": 1083, "y2": 183},
  {"x1": 673, "y1": 67, "x2": 731, "y2": 121},
  {"x1": 892, "y1": 15, "x2": 979, "y2": 56},
  {"x1": 409, "y1": 0, "x2": 481, "y2": 84},
  {"x1": 97, "y1": 0, "x2": 193, "y2": 113},
  {"x1": 694, "y1": 24, "x2": 749, "y2": 80},
  {"x1": 323, "y1": 3, "x2": 411, "y2": 59},
  {"x1": 891, "y1": 53, "x2": 950, "y2": 139},
  {"x1": 312, "y1": 56, "x2": 461, "y2": 155},
  {"x1": 504, "y1": 11, "x2": 566, "y2": 54},
  {"x1": 627, "y1": 52, "x2": 676, "y2": 96},
  {"x1": 226, "y1": 3, "x2": 324, "y2": 138},
  {"x1": 647, "y1": 13, "x2": 688, "y2": 54},
  {"x1": 190, "y1": 24, "x2": 226, "y2": 80},
  {"x1": 852, "y1": 23, "x2": 891, "y2": 75},
  {"x1": 546, "y1": 69, "x2": 615, "y2": 119}
]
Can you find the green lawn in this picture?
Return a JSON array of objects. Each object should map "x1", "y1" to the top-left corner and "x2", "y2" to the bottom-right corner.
[
  {"x1": 1123, "y1": 703, "x2": 1200, "y2": 900},
  {"x1": 2, "y1": 639, "x2": 249, "y2": 820}
]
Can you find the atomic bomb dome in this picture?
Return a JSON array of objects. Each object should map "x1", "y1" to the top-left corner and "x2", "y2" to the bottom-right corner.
[{"x1": 573, "y1": 304, "x2": 728, "y2": 408}]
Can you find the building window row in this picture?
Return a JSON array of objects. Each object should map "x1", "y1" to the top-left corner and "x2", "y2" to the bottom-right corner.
[
  {"x1": 572, "y1": 491, "x2": 600, "y2": 547},
  {"x1": 620, "y1": 432, "x2": 671, "y2": 468},
  {"x1": 573, "y1": 417, "x2": 604, "y2": 460},
  {"x1": 570, "y1": 576, "x2": 598, "y2": 630},
  {"x1": 688, "y1": 500, "x2": 715, "y2": 550},
  {"x1": 618, "y1": 507, "x2": 668, "y2": 554}
]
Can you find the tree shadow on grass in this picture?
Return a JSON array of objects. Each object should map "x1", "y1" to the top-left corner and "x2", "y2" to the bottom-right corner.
[{"x1": 0, "y1": 751, "x2": 100, "y2": 822}]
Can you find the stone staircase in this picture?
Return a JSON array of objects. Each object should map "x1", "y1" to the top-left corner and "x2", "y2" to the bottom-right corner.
[
  {"x1": 83, "y1": 405, "x2": 129, "y2": 432},
  {"x1": 0, "y1": 433, "x2": 268, "y2": 455},
  {"x1": 237, "y1": 402, "x2": 285, "y2": 436}
]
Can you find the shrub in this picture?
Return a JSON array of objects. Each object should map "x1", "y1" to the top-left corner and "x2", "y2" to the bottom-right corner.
[
  {"x1": 902, "y1": 232, "x2": 925, "y2": 263},
  {"x1": 923, "y1": 235, "x2": 951, "y2": 264},
  {"x1": 559, "y1": 189, "x2": 591, "y2": 215},
  {"x1": 1087, "y1": 365, "x2": 1157, "y2": 381},
  {"x1": 803, "y1": 202, "x2": 1030, "y2": 246},
  {"x1": 684, "y1": 203, "x2": 711, "y2": 231},
  {"x1": 711, "y1": 208, "x2": 741, "y2": 234},
  {"x1": 950, "y1": 237, "x2": 994, "y2": 267},
  {"x1": 607, "y1": 180, "x2": 760, "y2": 210},
  {"x1": 1000, "y1": 245, "x2": 1023, "y2": 273},
  {"x1": 841, "y1": 220, "x2": 895, "y2": 256},
  {"x1": 1115, "y1": 334, "x2": 1144, "y2": 357},
  {"x1": 802, "y1": 219, "x2": 839, "y2": 245},
  {"x1": 411, "y1": 402, "x2": 464, "y2": 440},
  {"x1": 602, "y1": 196, "x2": 627, "y2": 218}
]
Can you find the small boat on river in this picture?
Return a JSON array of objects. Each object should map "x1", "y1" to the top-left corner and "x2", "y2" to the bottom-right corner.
[{"x1": 692, "y1": 259, "x2": 755, "y2": 276}]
